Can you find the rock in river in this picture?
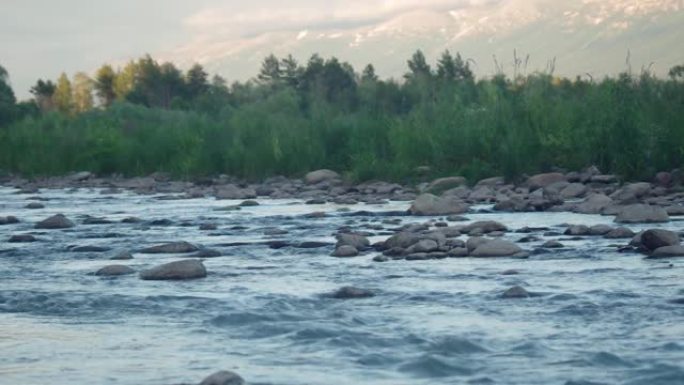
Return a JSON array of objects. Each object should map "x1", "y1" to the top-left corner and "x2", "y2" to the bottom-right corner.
[
  {"x1": 198, "y1": 370, "x2": 245, "y2": 385},
  {"x1": 470, "y1": 239, "x2": 523, "y2": 257},
  {"x1": 501, "y1": 286, "x2": 531, "y2": 299},
  {"x1": 614, "y1": 204, "x2": 669, "y2": 224},
  {"x1": 650, "y1": 245, "x2": 684, "y2": 258},
  {"x1": 139, "y1": 259, "x2": 207, "y2": 281},
  {"x1": 409, "y1": 193, "x2": 469, "y2": 216},
  {"x1": 640, "y1": 229, "x2": 680, "y2": 251},
  {"x1": 330, "y1": 286, "x2": 375, "y2": 299},
  {"x1": 305, "y1": 169, "x2": 340, "y2": 184},
  {"x1": 331, "y1": 245, "x2": 359, "y2": 257},
  {"x1": 35, "y1": 214, "x2": 75, "y2": 229},
  {"x1": 96, "y1": 265, "x2": 135, "y2": 277},
  {"x1": 0, "y1": 216, "x2": 19, "y2": 225},
  {"x1": 139, "y1": 241, "x2": 199, "y2": 254}
]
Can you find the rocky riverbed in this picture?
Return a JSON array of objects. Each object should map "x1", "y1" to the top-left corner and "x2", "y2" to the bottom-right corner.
[{"x1": 1, "y1": 168, "x2": 684, "y2": 385}]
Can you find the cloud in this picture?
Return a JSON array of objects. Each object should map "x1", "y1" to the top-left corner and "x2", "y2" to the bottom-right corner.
[{"x1": 184, "y1": 0, "x2": 500, "y2": 38}]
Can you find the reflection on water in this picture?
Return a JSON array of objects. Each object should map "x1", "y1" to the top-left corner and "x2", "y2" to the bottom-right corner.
[{"x1": 0, "y1": 187, "x2": 683, "y2": 385}]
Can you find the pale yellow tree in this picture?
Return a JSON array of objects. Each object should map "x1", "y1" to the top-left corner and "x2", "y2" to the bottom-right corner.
[
  {"x1": 72, "y1": 72, "x2": 94, "y2": 113},
  {"x1": 113, "y1": 61, "x2": 138, "y2": 100},
  {"x1": 53, "y1": 73, "x2": 73, "y2": 114}
]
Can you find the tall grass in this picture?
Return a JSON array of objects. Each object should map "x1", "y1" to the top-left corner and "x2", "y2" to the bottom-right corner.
[{"x1": 1, "y1": 71, "x2": 682, "y2": 183}]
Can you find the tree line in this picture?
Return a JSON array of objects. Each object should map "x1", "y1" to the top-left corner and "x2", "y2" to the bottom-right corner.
[{"x1": 0, "y1": 51, "x2": 683, "y2": 182}]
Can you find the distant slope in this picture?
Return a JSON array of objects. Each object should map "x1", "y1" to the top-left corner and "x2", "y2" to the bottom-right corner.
[{"x1": 166, "y1": 0, "x2": 684, "y2": 80}]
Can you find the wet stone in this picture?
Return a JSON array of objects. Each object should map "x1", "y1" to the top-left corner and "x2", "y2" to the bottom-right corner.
[
  {"x1": 96, "y1": 265, "x2": 135, "y2": 277},
  {"x1": 140, "y1": 241, "x2": 199, "y2": 254},
  {"x1": 8, "y1": 234, "x2": 37, "y2": 243},
  {"x1": 501, "y1": 286, "x2": 531, "y2": 299},
  {"x1": 198, "y1": 370, "x2": 245, "y2": 385},
  {"x1": 330, "y1": 286, "x2": 375, "y2": 299},
  {"x1": 139, "y1": 259, "x2": 207, "y2": 281},
  {"x1": 35, "y1": 214, "x2": 75, "y2": 229},
  {"x1": 0, "y1": 216, "x2": 20, "y2": 225},
  {"x1": 25, "y1": 202, "x2": 44, "y2": 209}
]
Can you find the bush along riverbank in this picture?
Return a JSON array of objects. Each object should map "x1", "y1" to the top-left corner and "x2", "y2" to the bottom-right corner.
[{"x1": 1, "y1": 54, "x2": 683, "y2": 183}]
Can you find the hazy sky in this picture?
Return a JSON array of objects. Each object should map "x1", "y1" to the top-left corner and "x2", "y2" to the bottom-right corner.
[{"x1": 0, "y1": 0, "x2": 493, "y2": 98}]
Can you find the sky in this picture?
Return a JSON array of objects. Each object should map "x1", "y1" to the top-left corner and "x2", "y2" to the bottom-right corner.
[
  {"x1": 1, "y1": 0, "x2": 682, "y2": 99},
  {"x1": 0, "y1": 0, "x2": 496, "y2": 99}
]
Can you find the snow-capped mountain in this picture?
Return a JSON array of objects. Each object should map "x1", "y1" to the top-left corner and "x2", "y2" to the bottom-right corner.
[{"x1": 166, "y1": 0, "x2": 684, "y2": 81}]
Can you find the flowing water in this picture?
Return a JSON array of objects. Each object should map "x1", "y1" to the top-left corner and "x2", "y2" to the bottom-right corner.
[{"x1": 0, "y1": 187, "x2": 683, "y2": 385}]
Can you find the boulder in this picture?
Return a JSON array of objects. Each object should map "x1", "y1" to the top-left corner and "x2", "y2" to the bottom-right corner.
[
  {"x1": 409, "y1": 194, "x2": 469, "y2": 216},
  {"x1": 527, "y1": 173, "x2": 566, "y2": 191},
  {"x1": 214, "y1": 185, "x2": 257, "y2": 200},
  {"x1": 665, "y1": 205, "x2": 684, "y2": 216},
  {"x1": 614, "y1": 204, "x2": 669, "y2": 224},
  {"x1": 471, "y1": 239, "x2": 523, "y2": 257},
  {"x1": 591, "y1": 174, "x2": 618, "y2": 184},
  {"x1": 408, "y1": 239, "x2": 439, "y2": 253},
  {"x1": 650, "y1": 245, "x2": 684, "y2": 258},
  {"x1": 559, "y1": 183, "x2": 588, "y2": 199},
  {"x1": 653, "y1": 172, "x2": 673, "y2": 187},
  {"x1": 140, "y1": 241, "x2": 199, "y2": 254},
  {"x1": 35, "y1": 214, "x2": 75, "y2": 229},
  {"x1": 462, "y1": 221, "x2": 508, "y2": 234},
  {"x1": 305, "y1": 169, "x2": 340, "y2": 184},
  {"x1": 424, "y1": 176, "x2": 467, "y2": 195},
  {"x1": 604, "y1": 227, "x2": 635, "y2": 239},
  {"x1": 110, "y1": 250, "x2": 134, "y2": 260},
  {"x1": 466, "y1": 237, "x2": 489, "y2": 253},
  {"x1": 475, "y1": 176, "x2": 505, "y2": 187},
  {"x1": 468, "y1": 186, "x2": 496, "y2": 202},
  {"x1": 572, "y1": 194, "x2": 613, "y2": 214},
  {"x1": 198, "y1": 370, "x2": 245, "y2": 385},
  {"x1": 640, "y1": 229, "x2": 680, "y2": 251},
  {"x1": 331, "y1": 245, "x2": 359, "y2": 257},
  {"x1": 336, "y1": 233, "x2": 370, "y2": 250},
  {"x1": 0, "y1": 216, "x2": 19, "y2": 225},
  {"x1": 610, "y1": 182, "x2": 651, "y2": 203},
  {"x1": 384, "y1": 232, "x2": 421, "y2": 250},
  {"x1": 25, "y1": 202, "x2": 44, "y2": 209},
  {"x1": 330, "y1": 286, "x2": 375, "y2": 299},
  {"x1": 542, "y1": 240, "x2": 564, "y2": 248},
  {"x1": 96, "y1": 265, "x2": 135, "y2": 277},
  {"x1": 588, "y1": 224, "x2": 613, "y2": 236},
  {"x1": 139, "y1": 259, "x2": 207, "y2": 281},
  {"x1": 564, "y1": 225, "x2": 590, "y2": 236},
  {"x1": 501, "y1": 286, "x2": 531, "y2": 299},
  {"x1": 8, "y1": 234, "x2": 36, "y2": 243}
]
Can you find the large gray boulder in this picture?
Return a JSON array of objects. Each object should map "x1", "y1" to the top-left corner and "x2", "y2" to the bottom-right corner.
[
  {"x1": 461, "y1": 221, "x2": 508, "y2": 234},
  {"x1": 470, "y1": 239, "x2": 523, "y2": 257},
  {"x1": 384, "y1": 232, "x2": 421, "y2": 249},
  {"x1": 615, "y1": 204, "x2": 669, "y2": 224},
  {"x1": 139, "y1": 259, "x2": 207, "y2": 281},
  {"x1": 214, "y1": 185, "x2": 257, "y2": 200},
  {"x1": 198, "y1": 370, "x2": 245, "y2": 385},
  {"x1": 409, "y1": 194, "x2": 469, "y2": 216},
  {"x1": 335, "y1": 233, "x2": 370, "y2": 250},
  {"x1": 140, "y1": 241, "x2": 199, "y2": 254},
  {"x1": 424, "y1": 176, "x2": 467, "y2": 195},
  {"x1": 331, "y1": 245, "x2": 359, "y2": 257},
  {"x1": 572, "y1": 194, "x2": 613, "y2": 214},
  {"x1": 96, "y1": 265, "x2": 135, "y2": 277},
  {"x1": 640, "y1": 229, "x2": 680, "y2": 251},
  {"x1": 527, "y1": 173, "x2": 566, "y2": 191},
  {"x1": 560, "y1": 183, "x2": 588, "y2": 199},
  {"x1": 305, "y1": 169, "x2": 340, "y2": 184},
  {"x1": 610, "y1": 182, "x2": 651, "y2": 203},
  {"x1": 650, "y1": 245, "x2": 684, "y2": 258},
  {"x1": 35, "y1": 214, "x2": 75, "y2": 229}
]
